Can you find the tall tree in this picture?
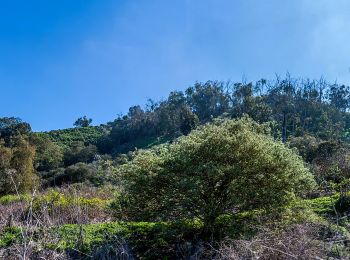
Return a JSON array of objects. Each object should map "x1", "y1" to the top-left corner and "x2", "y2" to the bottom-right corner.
[
  {"x1": 74, "y1": 116, "x2": 93, "y2": 127},
  {"x1": 0, "y1": 117, "x2": 31, "y2": 144},
  {"x1": 186, "y1": 81, "x2": 230, "y2": 122},
  {"x1": 328, "y1": 84, "x2": 350, "y2": 112},
  {"x1": 0, "y1": 137, "x2": 37, "y2": 195}
]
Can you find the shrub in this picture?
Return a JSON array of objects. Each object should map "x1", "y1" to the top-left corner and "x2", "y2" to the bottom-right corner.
[
  {"x1": 31, "y1": 190, "x2": 111, "y2": 224},
  {"x1": 117, "y1": 118, "x2": 316, "y2": 234},
  {"x1": 0, "y1": 194, "x2": 29, "y2": 205},
  {"x1": 0, "y1": 226, "x2": 22, "y2": 247},
  {"x1": 48, "y1": 221, "x2": 202, "y2": 259}
]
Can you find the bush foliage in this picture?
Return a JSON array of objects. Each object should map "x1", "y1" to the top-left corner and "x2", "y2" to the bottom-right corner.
[{"x1": 116, "y1": 118, "x2": 316, "y2": 231}]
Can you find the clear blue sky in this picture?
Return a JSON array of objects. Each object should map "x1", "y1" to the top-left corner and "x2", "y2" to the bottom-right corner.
[{"x1": 1, "y1": 0, "x2": 350, "y2": 131}]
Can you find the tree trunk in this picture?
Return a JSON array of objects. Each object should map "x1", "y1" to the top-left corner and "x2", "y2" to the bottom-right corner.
[{"x1": 282, "y1": 113, "x2": 287, "y2": 143}]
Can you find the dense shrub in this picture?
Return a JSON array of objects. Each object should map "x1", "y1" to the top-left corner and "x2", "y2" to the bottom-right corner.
[
  {"x1": 49, "y1": 163, "x2": 96, "y2": 186},
  {"x1": 40, "y1": 126, "x2": 106, "y2": 148},
  {"x1": 63, "y1": 142, "x2": 97, "y2": 166},
  {"x1": 30, "y1": 133, "x2": 63, "y2": 172},
  {"x1": 0, "y1": 227, "x2": 22, "y2": 247},
  {"x1": 46, "y1": 221, "x2": 202, "y2": 259},
  {"x1": 116, "y1": 118, "x2": 316, "y2": 232}
]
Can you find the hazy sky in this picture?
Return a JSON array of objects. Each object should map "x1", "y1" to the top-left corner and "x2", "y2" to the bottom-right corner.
[{"x1": 1, "y1": 0, "x2": 350, "y2": 131}]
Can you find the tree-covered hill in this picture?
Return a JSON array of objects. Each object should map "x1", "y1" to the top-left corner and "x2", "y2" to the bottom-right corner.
[
  {"x1": 3, "y1": 76, "x2": 350, "y2": 258},
  {"x1": 35, "y1": 76, "x2": 350, "y2": 157},
  {"x1": 39, "y1": 126, "x2": 107, "y2": 148}
]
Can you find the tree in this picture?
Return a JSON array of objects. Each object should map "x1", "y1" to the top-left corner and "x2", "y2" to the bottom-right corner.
[
  {"x1": 10, "y1": 136, "x2": 38, "y2": 193},
  {"x1": 0, "y1": 117, "x2": 31, "y2": 144},
  {"x1": 156, "y1": 91, "x2": 198, "y2": 135},
  {"x1": 63, "y1": 141, "x2": 97, "y2": 166},
  {"x1": 74, "y1": 116, "x2": 92, "y2": 127},
  {"x1": 230, "y1": 82, "x2": 272, "y2": 123},
  {"x1": 0, "y1": 137, "x2": 38, "y2": 195},
  {"x1": 30, "y1": 133, "x2": 63, "y2": 172},
  {"x1": 185, "y1": 81, "x2": 230, "y2": 123},
  {"x1": 179, "y1": 106, "x2": 199, "y2": 135},
  {"x1": 328, "y1": 84, "x2": 350, "y2": 112},
  {"x1": 117, "y1": 118, "x2": 315, "y2": 233},
  {"x1": 0, "y1": 140, "x2": 13, "y2": 194},
  {"x1": 52, "y1": 162, "x2": 95, "y2": 186},
  {"x1": 266, "y1": 77, "x2": 297, "y2": 142},
  {"x1": 288, "y1": 135, "x2": 320, "y2": 163}
]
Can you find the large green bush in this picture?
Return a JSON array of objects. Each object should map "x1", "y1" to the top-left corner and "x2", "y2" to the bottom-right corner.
[{"x1": 116, "y1": 118, "x2": 316, "y2": 231}]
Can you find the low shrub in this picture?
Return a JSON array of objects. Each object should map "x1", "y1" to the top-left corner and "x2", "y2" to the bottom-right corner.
[
  {"x1": 0, "y1": 227, "x2": 21, "y2": 247},
  {"x1": 305, "y1": 194, "x2": 338, "y2": 215},
  {"x1": 45, "y1": 221, "x2": 203, "y2": 259},
  {"x1": 31, "y1": 190, "x2": 111, "y2": 225},
  {"x1": 0, "y1": 194, "x2": 29, "y2": 205}
]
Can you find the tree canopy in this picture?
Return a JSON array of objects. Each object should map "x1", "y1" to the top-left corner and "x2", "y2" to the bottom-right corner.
[
  {"x1": 117, "y1": 118, "x2": 316, "y2": 229},
  {"x1": 74, "y1": 116, "x2": 93, "y2": 127}
]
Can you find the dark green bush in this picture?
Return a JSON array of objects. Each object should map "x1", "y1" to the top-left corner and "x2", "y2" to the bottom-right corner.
[
  {"x1": 0, "y1": 227, "x2": 22, "y2": 247},
  {"x1": 335, "y1": 196, "x2": 350, "y2": 213}
]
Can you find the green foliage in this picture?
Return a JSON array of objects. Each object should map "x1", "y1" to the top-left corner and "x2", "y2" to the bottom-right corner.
[
  {"x1": 0, "y1": 194, "x2": 29, "y2": 204},
  {"x1": 113, "y1": 148, "x2": 167, "y2": 221},
  {"x1": 10, "y1": 136, "x2": 38, "y2": 193},
  {"x1": 117, "y1": 118, "x2": 316, "y2": 232},
  {"x1": 63, "y1": 141, "x2": 97, "y2": 166},
  {"x1": 0, "y1": 141, "x2": 12, "y2": 194},
  {"x1": 186, "y1": 81, "x2": 230, "y2": 123},
  {"x1": 4, "y1": 77, "x2": 350, "y2": 257},
  {"x1": 46, "y1": 162, "x2": 115, "y2": 187},
  {"x1": 0, "y1": 190, "x2": 110, "y2": 211},
  {"x1": 305, "y1": 195, "x2": 338, "y2": 215},
  {"x1": 329, "y1": 84, "x2": 350, "y2": 112},
  {"x1": 215, "y1": 211, "x2": 261, "y2": 240},
  {"x1": 0, "y1": 117, "x2": 31, "y2": 144},
  {"x1": 40, "y1": 158, "x2": 119, "y2": 188},
  {"x1": 0, "y1": 227, "x2": 22, "y2": 247},
  {"x1": 74, "y1": 116, "x2": 93, "y2": 128},
  {"x1": 97, "y1": 76, "x2": 350, "y2": 155},
  {"x1": 334, "y1": 195, "x2": 350, "y2": 213},
  {"x1": 47, "y1": 221, "x2": 202, "y2": 259},
  {"x1": 312, "y1": 147, "x2": 350, "y2": 187},
  {"x1": 288, "y1": 135, "x2": 320, "y2": 162},
  {"x1": 112, "y1": 136, "x2": 171, "y2": 155},
  {"x1": 0, "y1": 136, "x2": 38, "y2": 195},
  {"x1": 101, "y1": 95, "x2": 199, "y2": 155},
  {"x1": 32, "y1": 190, "x2": 110, "y2": 213},
  {"x1": 39, "y1": 126, "x2": 105, "y2": 148},
  {"x1": 30, "y1": 133, "x2": 63, "y2": 171}
]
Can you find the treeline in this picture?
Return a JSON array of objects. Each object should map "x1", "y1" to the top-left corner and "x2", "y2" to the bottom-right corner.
[
  {"x1": 99, "y1": 76, "x2": 350, "y2": 154},
  {"x1": 1, "y1": 76, "x2": 350, "y2": 195}
]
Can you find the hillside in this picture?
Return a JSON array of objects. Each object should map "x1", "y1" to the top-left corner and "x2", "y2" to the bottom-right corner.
[
  {"x1": 39, "y1": 126, "x2": 107, "y2": 148},
  {"x1": 2, "y1": 77, "x2": 350, "y2": 259}
]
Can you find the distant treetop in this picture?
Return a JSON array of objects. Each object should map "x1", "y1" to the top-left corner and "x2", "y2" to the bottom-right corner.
[{"x1": 74, "y1": 116, "x2": 92, "y2": 127}]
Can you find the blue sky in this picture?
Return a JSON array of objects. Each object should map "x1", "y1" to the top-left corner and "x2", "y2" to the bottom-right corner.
[{"x1": 1, "y1": 0, "x2": 350, "y2": 131}]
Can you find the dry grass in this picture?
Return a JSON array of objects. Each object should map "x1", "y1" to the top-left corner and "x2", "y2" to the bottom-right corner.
[
  {"x1": 215, "y1": 223, "x2": 334, "y2": 260},
  {"x1": 0, "y1": 245, "x2": 69, "y2": 260},
  {"x1": 0, "y1": 185, "x2": 115, "y2": 259}
]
